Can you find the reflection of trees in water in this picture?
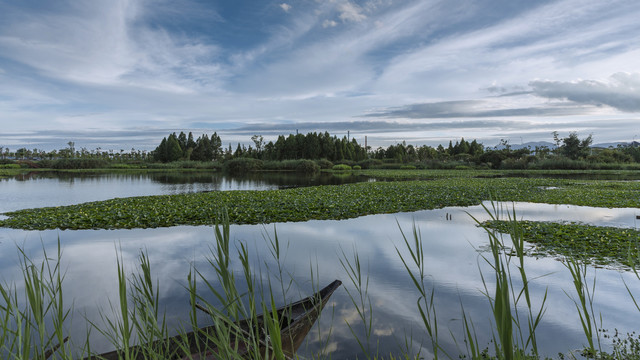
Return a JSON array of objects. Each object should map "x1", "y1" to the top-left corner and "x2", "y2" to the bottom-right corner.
[
  {"x1": 12, "y1": 171, "x2": 144, "y2": 184},
  {"x1": 241, "y1": 172, "x2": 367, "y2": 188},
  {"x1": 6, "y1": 170, "x2": 369, "y2": 189},
  {"x1": 150, "y1": 172, "x2": 367, "y2": 188},
  {"x1": 149, "y1": 172, "x2": 223, "y2": 185},
  {"x1": 13, "y1": 171, "x2": 58, "y2": 181}
]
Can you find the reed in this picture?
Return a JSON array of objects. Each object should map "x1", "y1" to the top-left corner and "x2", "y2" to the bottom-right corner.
[
  {"x1": 469, "y1": 202, "x2": 549, "y2": 360},
  {"x1": 395, "y1": 221, "x2": 445, "y2": 360},
  {"x1": 339, "y1": 246, "x2": 375, "y2": 358},
  {"x1": 0, "y1": 240, "x2": 74, "y2": 359}
]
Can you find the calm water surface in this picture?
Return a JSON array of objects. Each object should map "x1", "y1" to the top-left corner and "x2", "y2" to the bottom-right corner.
[
  {"x1": 1, "y1": 172, "x2": 639, "y2": 358},
  {"x1": 0, "y1": 171, "x2": 367, "y2": 213}
]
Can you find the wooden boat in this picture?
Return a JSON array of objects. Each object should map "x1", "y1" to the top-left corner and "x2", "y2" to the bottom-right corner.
[{"x1": 84, "y1": 280, "x2": 342, "y2": 360}]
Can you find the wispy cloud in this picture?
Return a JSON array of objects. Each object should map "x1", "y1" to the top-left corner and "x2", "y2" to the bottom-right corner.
[
  {"x1": 363, "y1": 100, "x2": 594, "y2": 119},
  {"x1": 530, "y1": 72, "x2": 640, "y2": 112},
  {"x1": 234, "y1": 119, "x2": 524, "y2": 134},
  {"x1": 336, "y1": 1, "x2": 367, "y2": 23},
  {"x1": 1, "y1": 0, "x2": 639, "y2": 150},
  {"x1": 0, "y1": 0, "x2": 223, "y2": 93}
]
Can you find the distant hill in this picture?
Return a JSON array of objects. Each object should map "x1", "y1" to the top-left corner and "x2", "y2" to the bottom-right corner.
[
  {"x1": 593, "y1": 141, "x2": 640, "y2": 148},
  {"x1": 491, "y1": 141, "x2": 556, "y2": 150},
  {"x1": 492, "y1": 141, "x2": 640, "y2": 150}
]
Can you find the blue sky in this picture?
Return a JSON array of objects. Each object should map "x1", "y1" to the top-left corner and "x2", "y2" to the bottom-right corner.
[{"x1": 1, "y1": 0, "x2": 639, "y2": 151}]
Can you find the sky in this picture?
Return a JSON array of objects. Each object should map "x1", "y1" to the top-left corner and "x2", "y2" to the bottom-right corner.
[{"x1": 0, "y1": 0, "x2": 639, "y2": 151}]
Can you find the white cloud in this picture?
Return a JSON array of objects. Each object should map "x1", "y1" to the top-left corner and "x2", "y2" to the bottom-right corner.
[
  {"x1": 1, "y1": 0, "x2": 639, "y2": 150},
  {"x1": 0, "y1": 0, "x2": 223, "y2": 93},
  {"x1": 323, "y1": 19, "x2": 338, "y2": 28},
  {"x1": 337, "y1": 1, "x2": 367, "y2": 23},
  {"x1": 374, "y1": 0, "x2": 640, "y2": 99},
  {"x1": 279, "y1": 3, "x2": 292, "y2": 13}
]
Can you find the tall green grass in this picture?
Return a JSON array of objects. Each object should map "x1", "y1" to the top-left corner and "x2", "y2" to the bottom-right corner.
[{"x1": 0, "y1": 241, "x2": 74, "y2": 359}]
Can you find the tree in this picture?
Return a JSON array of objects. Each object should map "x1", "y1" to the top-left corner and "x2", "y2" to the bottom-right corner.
[
  {"x1": 251, "y1": 135, "x2": 264, "y2": 156},
  {"x1": 153, "y1": 138, "x2": 168, "y2": 162},
  {"x1": 67, "y1": 141, "x2": 75, "y2": 158},
  {"x1": 178, "y1": 132, "x2": 187, "y2": 151},
  {"x1": 166, "y1": 134, "x2": 183, "y2": 162},
  {"x1": 210, "y1": 132, "x2": 222, "y2": 160},
  {"x1": 469, "y1": 140, "x2": 484, "y2": 157},
  {"x1": 559, "y1": 132, "x2": 592, "y2": 160},
  {"x1": 191, "y1": 134, "x2": 211, "y2": 161},
  {"x1": 552, "y1": 131, "x2": 561, "y2": 149}
]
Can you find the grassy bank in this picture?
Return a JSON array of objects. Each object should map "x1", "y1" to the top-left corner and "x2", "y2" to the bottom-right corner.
[{"x1": 2, "y1": 176, "x2": 640, "y2": 230}]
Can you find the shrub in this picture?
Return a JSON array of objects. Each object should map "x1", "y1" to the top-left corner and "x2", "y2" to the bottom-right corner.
[
  {"x1": 400, "y1": 165, "x2": 416, "y2": 170},
  {"x1": 146, "y1": 161, "x2": 221, "y2": 170},
  {"x1": 49, "y1": 158, "x2": 109, "y2": 169},
  {"x1": 109, "y1": 163, "x2": 138, "y2": 169},
  {"x1": 357, "y1": 159, "x2": 382, "y2": 169},
  {"x1": 335, "y1": 160, "x2": 356, "y2": 167},
  {"x1": 379, "y1": 163, "x2": 402, "y2": 169},
  {"x1": 0, "y1": 163, "x2": 21, "y2": 169},
  {"x1": 296, "y1": 160, "x2": 320, "y2": 173},
  {"x1": 332, "y1": 164, "x2": 352, "y2": 171},
  {"x1": 352, "y1": 165, "x2": 361, "y2": 170},
  {"x1": 531, "y1": 158, "x2": 590, "y2": 170},
  {"x1": 223, "y1": 158, "x2": 263, "y2": 174},
  {"x1": 279, "y1": 160, "x2": 303, "y2": 171},
  {"x1": 316, "y1": 159, "x2": 334, "y2": 169}
]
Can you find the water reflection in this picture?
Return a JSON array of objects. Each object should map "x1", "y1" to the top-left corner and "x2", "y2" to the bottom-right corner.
[
  {"x1": 1, "y1": 203, "x2": 639, "y2": 358},
  {"x1": 0, "y1": 171, "x2": 367, "y2": 213}
]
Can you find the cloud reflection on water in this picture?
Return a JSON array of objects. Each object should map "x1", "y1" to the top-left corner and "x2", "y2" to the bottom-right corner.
[{"x1": 0, "y1": 203, "x2": 639, "y2": 357}]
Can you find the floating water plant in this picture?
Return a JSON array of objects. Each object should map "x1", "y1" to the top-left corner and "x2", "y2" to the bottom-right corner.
[
  {"x1": 2, "y1": 177, "x2": 640, "y2": 230},
  {"x1": 483, "y1": 220, "x2": 640, "y2": 269}
]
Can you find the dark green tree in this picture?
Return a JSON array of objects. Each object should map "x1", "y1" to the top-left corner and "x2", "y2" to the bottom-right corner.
[
  {"x1": 560, "y1": 132, "x2": 592, "y2": 160},
  {"x1": 211, "y1": 132, "x2": 222, "y2": 160},
  {"x1": 153, "y1": 138, "x2": 168, "y2": 162},
  {"x1": 166, "y1": 133, "x2": 183, "y2": 162}
]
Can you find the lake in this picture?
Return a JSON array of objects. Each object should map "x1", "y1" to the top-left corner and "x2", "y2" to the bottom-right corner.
[{"x1": 1, "y1": 171, "x2": 639, "y2": 359}]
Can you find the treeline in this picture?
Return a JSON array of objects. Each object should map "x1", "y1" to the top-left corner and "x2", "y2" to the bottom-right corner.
[
  {"x1": 153, "y1": 132, "x2": 223, "y2": 162},
  {"x1": 152, "y1": 131, "x2": 367, "y2": 163},
  {"x1": 3, "y1": 131, "x2": 640, "y2": 171},
  {"x1": 149, "y1": 131, "x2": 640, "y2": 170},
  {"x1": 1, "y1": 145, "x2": 150, "y2": 162}
]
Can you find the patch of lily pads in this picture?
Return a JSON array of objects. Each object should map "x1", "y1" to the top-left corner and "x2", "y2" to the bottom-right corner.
[
  {"x1": 1, "y1": 177, "x2": 640, "y2": 230},
  {"x1": 483, "y1": 220, "x2": 640, "y2": 269}
]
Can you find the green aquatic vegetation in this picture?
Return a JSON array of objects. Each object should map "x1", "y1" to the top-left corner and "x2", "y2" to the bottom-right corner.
[
  {"x1": 2, "y1": 177, "x2": 640, "y2": 230},
  {"x1": 332, "y1": 164, "x2": 352, "y2": 171},
  {"x1": 357, "y1": 169, "x2": 494, "y2": 179},
  {"x1": 0, "y1": 180, "x2": 479, "y2": 230},
  {"x1": 358, "y1": 169, "x2": 640, "y2": 181},
  {"x1": 483, "y1": 220, "x2": 640, "y2": 269}
]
